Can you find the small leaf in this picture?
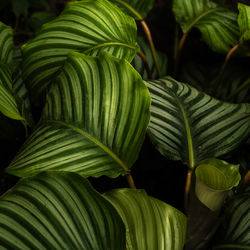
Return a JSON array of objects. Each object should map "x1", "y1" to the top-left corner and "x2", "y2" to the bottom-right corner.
[
  {"x1": 111, "y1": 0, "x2": 155, "y2": 20},
  {"x1": 195, "y1": 158, "x2": 241, "y2": 211},
  {"x1": 172, "y1": 0, "x2": 239, "y2": 53},
  {"x1": 132, "y1": 36, "x2": 168, "y2": 79},
  {"x1": 213, "y1": 186, "x2": 250, "y2": 249},
  {"x1": 146, "y1": 76, "x2": 250, "y2": 168},
  {"x1": 0, "y1": 172, "x2": 126, "y2": 249},
  {"x1": 22, "y1": 0, "x2": 139, "y2": 104},
  {"x1": 104, "y1": 188, "x2": 187, "y2": 250},
  {"x1": 7, "y1": 52, "x2": 151, "y2": 178}
]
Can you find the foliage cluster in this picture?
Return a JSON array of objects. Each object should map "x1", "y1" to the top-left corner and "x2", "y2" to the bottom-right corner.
[{"x1": 0, "y1": 0, "x2": 250, "y2": 249}]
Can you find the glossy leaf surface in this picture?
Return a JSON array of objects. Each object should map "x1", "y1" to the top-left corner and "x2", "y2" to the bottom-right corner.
[
  {"x1": 7, "y1": 52, "x2": 151, "y2": 178},
  {"x1": 147, "y1": 77, "x2": 250, "y2": 168},
  {"x1": 22, "y1": 0, "x2": 139, "y2": 102},
  {"x1": 172, "y1": 0, "x2": 239, "y2": 53},
  {"x1": 0, "y1": 172, "x2": 126, "y2": 249},
  {"x1": 104, "y1": 188, "x2": 186, "y2": 250},
  {"x1": 111, "y1": 0, "x2": 155, "y2": 20}
]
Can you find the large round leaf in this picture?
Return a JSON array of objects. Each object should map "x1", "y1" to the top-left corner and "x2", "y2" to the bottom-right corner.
[
  {"x1": 146, "y1": 76, "x2": 250, "y2": 168},
  {"x1": 111, "y1": 0, "x2": 155, "y2": 20},
  {"x1": 0, "y1": 172, "x2": 126, "y2": 249},
  {"x1": 172, "y1": 0, "x2": 239, "y2": 53},
  {"x1": 7, "y1": 52, "x2": 151, "y2": 178},
  {"x1": 213, "y1": 186, "x2": 250, "y2": 249},
  {"x1": 104, "y1": 188, "x2": 186, "y2": 250},
  {"x1": 22, "y1": 0, "x2": 139, "y2": 103}
]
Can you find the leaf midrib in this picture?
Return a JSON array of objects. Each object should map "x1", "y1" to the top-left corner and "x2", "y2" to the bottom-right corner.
[
  {"x1": 45, "y1": 120, "x2": 130, "y2": 173},
  {"x1": 83, "y1": 41, "x2": 138, "y2": 54},
  {"x1": 184, "y1": 7, "x2": 222, "y2": 33},
  {"x1": 171, "y1": 92, "x2": 194, "y2": 168}
]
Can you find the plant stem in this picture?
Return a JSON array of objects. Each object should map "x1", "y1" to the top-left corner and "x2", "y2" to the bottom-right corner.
[
  {"x1": 214, "y1": 42, "x2": 241, "y2": 94},
  {"x1": 238, "y1": 170, "x2": 250, "y2": 192},
  {"x1": 226, "y1": 78, "x2": 250, "y2": 101},
  {"x1": 184, "y1": 168, "x2": 192, "y2": 211},
  {"x1": 126, "y1": 174, "x2": 136, "y2": 189},
  {"x1": 174, "y1": 32, "x2": 188, "y2": 77},
  {"x1": 140, "y1": 20, "x2": 162, "y2": 78},
  {"x1": 137, "y1": 51, "x2": 152, "y2": 78}
]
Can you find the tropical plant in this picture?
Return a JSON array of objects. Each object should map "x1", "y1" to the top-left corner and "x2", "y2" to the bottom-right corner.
[{"x1": 0, "y1": 0, "x2": 249, "y2": 249}]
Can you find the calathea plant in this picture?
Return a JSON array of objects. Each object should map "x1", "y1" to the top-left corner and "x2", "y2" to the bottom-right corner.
[{"x1": 0, "y1": 0, "x2": 249, "y2": 249}]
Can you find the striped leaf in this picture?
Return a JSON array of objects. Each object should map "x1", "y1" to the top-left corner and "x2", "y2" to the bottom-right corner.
[
  {"x1": 104, "y1": 188, "x2": 187, "y2": 250},
  {"x1": 132, "y1": 36, "x2": 168, "y2": 80},
  {"x1": 0, "y1": 22, "x2": 23, "y2": 121},
  {"x1": 22, "y1": 0, "x2": 139, "y2": 103},
  {"x1": 238, "y1": 3, "x2": 250, "y2": 41},
  {"x1": 111, "y1": 0, "x2": 155, "y2": 20},
  {"x1": 0, "y1": 172, "x2": 126, "y2": 249},
  {"x1": 195, "y1": 159, "x2": 241, "y2": 211},
  {"x1": 6, "y1": 52, "x2": 151, "y2": 178},
  {"x1": 0, "y1": 22, "x2": 13, "y2": 66},
  {"x1": 213, "y1": 186, "x2": 250, "y2": 249},
  {"x1": 146, "y1": 76, "x2": 250, "y2": 168},
  {"x1": 172, "y1": 0, "x2": 239, "y2": 53},
  {"x1": 0, "y1": 64, "x2": 23, "y2": 121}
]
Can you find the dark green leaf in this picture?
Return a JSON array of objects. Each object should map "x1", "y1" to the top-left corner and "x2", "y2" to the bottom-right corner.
[
  {"x1": 11, "y1": 0, "x2": 29, "y2": 18},
  {"x1": 6, "y1": 52, "x2": 151, "y2": 178},
  {"x1": 22, "y1": 0, "x2": 139, "y2": 103},
  {"x1": 213, "y1": 186, "x2": 250, "y2": 249},
  {"x1": 146, "y1": 76, "x2": 250, "y2": 168},
  {"x1": 172, "y1": 0, "x2": 240, "y2": 53},
  {"x1": 104, "y1": 188, "x2": 186, "y2": 250},
  {"x1": 0, "y1": 172, "x2": 126, "y2": 249}
]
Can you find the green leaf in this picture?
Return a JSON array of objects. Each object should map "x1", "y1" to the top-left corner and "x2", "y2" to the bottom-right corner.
[
  {"x1": 172, "y1": 0, "x2": 239, "y2": 53},
  {"x1": 0, "y1": 172, "x2": 126, "y2": 249},
  {"x1": 132, "y1": 36, "x2": 168, "y2": 80},
  {"x1": 22, "y1": 0, "x2": 139, "y2": 104},
  {"x1": 195, "y1": 159, "x2": 241, "y2": 211},
  {"x1": 146, "y1": 76, "x2": 250, "y2": 168},
  {"x1": 104, "y1": 188, "x2": 186, "y2": 250},
  {"x1": 6, "y1": 52, "x2": 151, "y2": 178},
  {"x1": 0, "y1": 64, "x2": 23, "y2": 121},
  {"x1": 0, "y1": 22, "x2": 13, "y2": 66},
  {"x1": 238, "y1": 3, "x2": 250, "y2": 41},
  {"x1": 213, "y1": 186, "x2": 250, "y2": 249},
  {"x1": 110, "y1": 0, "x2": 155, "y2": 20}
]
